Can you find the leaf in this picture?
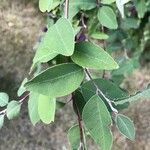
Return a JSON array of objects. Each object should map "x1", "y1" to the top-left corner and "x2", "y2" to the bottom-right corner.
[
  {"x1": 28, "y1": 92, "x2": 40, "y2": 125},
  {"x1": 17, "y1": 78, "x2": 28, "y2": 97},
  {"x1": 98, "y1": 6, "x2": 118, "y2": 29},
  {"x1": 39, "y1": 0, "x2": 53, "y2": 12},
  {"x1": 116, "y1": 0, "x2": 131, "y2": 18},
  {"x1": 101, "y1": 0, "x2": 116, "y2": 4},
  {"x1": 33, "y1": 18, "x2": 75, "y2": 66},
  {"x1": 71, "y1": 42, "x2": 119, "y2": 70},
  {"x1": 6, "y1": 101, "x2": 21, "y2": 120},
  {"x1": 0, "y1": 115, "x2": 4, "y2": 130},
  {"x1": 114, "y1": 85, "x2": 150, "y2": 105},
  {"x1": 69, "y1": 0, "x2": 97, "y2": 19},
  {"x1": 67, "y1": 124, "x2": 80, "y2": 150},
  {"x1": 91, "y1": 32, "x2": 109, "y2": 40},
  {"x1": 38, "y1": 94, "x2": 56, "y2": 124},
  {"x1": 81, "y1": 78, "x2": 129, "y2": 110},
  {"x1": 134, "y1": 0, "x2": 147, "y2": 18},
  {"x1": 115, "y1": 114, "x2": 135, "y2": 140},
  {"x1": 0, "y1": 92, "x2": 9, "y2": 107},
  {"x1": 25, "y1": 63, "x2": 84, "y2": 97},
  {"x1": 82, "y1": 95, "x2": 113, "y2": 150}
]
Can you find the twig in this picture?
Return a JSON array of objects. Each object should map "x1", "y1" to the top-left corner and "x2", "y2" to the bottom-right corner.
[
  {"x1": 0, "y1": 92, "x2": 30, "y2": 116},
  {"x1": 64, "y1": 0, "x2": 69, "y2": 19},
  {"x1": 85, "y1": 69, "x2": 118, "y2": 114}
]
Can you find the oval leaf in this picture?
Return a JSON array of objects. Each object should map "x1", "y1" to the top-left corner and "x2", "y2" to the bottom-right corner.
[
  {"x1": 98, "y1": 6, "x2": 118, "y2": 29},
  {"x1": 38, "y1": 94, "x2": 56, "y2": 124},
  {"x1": 25, "y1": 63, "x2": 84, "y2": 97},
  {"x1": 28, "y1": 92, "x2": 40, "y2": 125},
  {"x1": 33, "y1": 18, "x2": 75, "y2": 66},
  {"x1": 0, "y1": 92, "x2": 9, "y2": 107},
  {"x1": 67, "y1": 124, "x2": 80, "y2": 150},
  {"x1": 39, "y1": 0, "x2": 53, "y2": 12},
  {"x1": 82, "y1": 95, "x2": 113, "y2": 150},
  {"x1": 6, "y1": 101, "x2": 21, "y2": 120},
  {"x1": 71, "y1": 42, "x2": 119, "y2": 70},
  {"x1": 116, "y1": 114, "x2": 135, "y2": 141}
]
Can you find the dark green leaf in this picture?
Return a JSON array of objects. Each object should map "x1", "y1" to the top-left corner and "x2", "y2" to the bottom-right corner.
[
  {"x1": 25, "y1": 63, "x2": 84, "y2": 97},
  {"x1": 82, "y1": 95, "x2": 113, "y2": 150},
  {"x1": 71, "y1": 42, "x2": 119, "y2": 70},
  {"x1": 116, "y1": 114, "x2": 135, "y2": 140}
]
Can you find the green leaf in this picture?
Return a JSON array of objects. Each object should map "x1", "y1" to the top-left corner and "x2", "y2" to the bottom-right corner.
[
  {"x1": 25, "y1": 63, "x2": 84, "y2": 97},
  {"x1": 39, "y1": 0, "x2": 53, "y2": 12},
  {"x1": 69, "y1": 0, "x2": 97, "y2": 19},
  {"x1": 0, "y1": 92, "x2": 9, "y2": 107},
  {"x1": 38, "y1": 94, "x2": 56, "y2": 124},
  {"x1": 67, "y1": 124, "x2": 80, "y2": 150},
  {"x1": 135, "y1": 0, "x2": 147, "y2": 18},
  {"x1": 114, "y1": 85, "x2": 150, "y2": 105},
  {"x1": 28, "y1": 92, "x2": 40, "y2": 125},
  {"x1": 101, "y1": 0, "x2": 116, "y2": 4},
  {"x1": 81, "y1": 78, "x2": 129, "y2": 110},
  {"x1": 91, "y1": 32, "x2": 109, "y2": 40},
  {"x1": 98, "y1": 6, "x2": 118, "y2": 29},
  {"x1": 17, "y1": 78, "x2": 28, "y2": 97},
  {"x1": 6, "y1": 101, "x2": 21, "y2": 120},
  {"x1": 115, "y1": 114, "x2": 135, "y2": 141},
  {"x1": 71, "y1": 42, "x2": 119, "y2": 70},
  {"x1": 121, "y1": 18, "x2": 140, "y2": 30},
  {"x1": 33, "y1": 18, "x2": 75, "y2": 66},
  {"x1": 116, "y1": 0, "x2": 131, "y2": 18},
  {"x1": 0, "y1": 115, "x2": 4, "y2": 129},
  {"x1": 82, "y1": 95, "x2": 113, "y2": 150}
]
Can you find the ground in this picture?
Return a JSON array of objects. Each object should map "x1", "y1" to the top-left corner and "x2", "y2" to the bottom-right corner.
[{"x1": 0, "y1": 0, "x2": 150, "y2": 149}]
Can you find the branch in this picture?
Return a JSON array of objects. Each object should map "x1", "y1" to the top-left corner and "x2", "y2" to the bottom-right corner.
[
  {"x1": 64, "y1": 0, "x2": 69, "y2": 19},
  {"x1": 0, "y1": 92, "x2": 30, "y2": 116},
  {"x1": 85, "y1": 69, "x2": 118, "y2": 114}
]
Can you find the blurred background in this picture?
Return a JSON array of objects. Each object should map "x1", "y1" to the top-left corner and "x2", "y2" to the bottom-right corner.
[{"x1": 0, "y1": 0, "x2": 150, "y2": 149}]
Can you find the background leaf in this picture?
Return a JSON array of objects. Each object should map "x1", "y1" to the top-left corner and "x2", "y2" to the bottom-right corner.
[
  {"x1": 25, "y1": 63, "x2": 84, "y2": 97},
  {"x1": 38, "y1": 94, "x2": 56, "y2": 124},
  {"x1": 28, "y1": 92, "x2": 40, "y2": 125},
  {"x1": 82, "y1": 95, "x2": 113, "y2": 150},
  {"x1": 69, "y1": 0, "x2": 97, "y2": 19},
  {"x1": 67, "y1": 124, "x2": 80, "y2": 150},
  {"x1": 71, "y1": 42, "x2": 119, "y2": 70},
  {"x1": 114, "y1": 85, "x2": 150, "y2": 105},
  {"x1": 39, "y1": 0, "x2": 53, "y2": 12},
  {"x1": 6, "y1": 101, "x2": 21, "y2": 120},
  {"x1": 0, "y1": 92, "x2": 9, "y2": 107},
  {"x1": 98, "y1": 6, "x2": 118, "y2": 29},
  {"x1": 116, "y1": 114, "x2": 135, "y2": 140}
]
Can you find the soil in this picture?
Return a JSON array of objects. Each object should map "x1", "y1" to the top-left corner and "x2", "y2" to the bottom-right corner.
[{"x1": 0, "y1": 0, "x2": 150, "y2": 149}]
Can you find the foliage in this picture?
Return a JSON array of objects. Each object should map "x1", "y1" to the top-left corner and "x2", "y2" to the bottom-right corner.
[{"x1": 0, "y1": 0, "x2": 150, "y2": 149}]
